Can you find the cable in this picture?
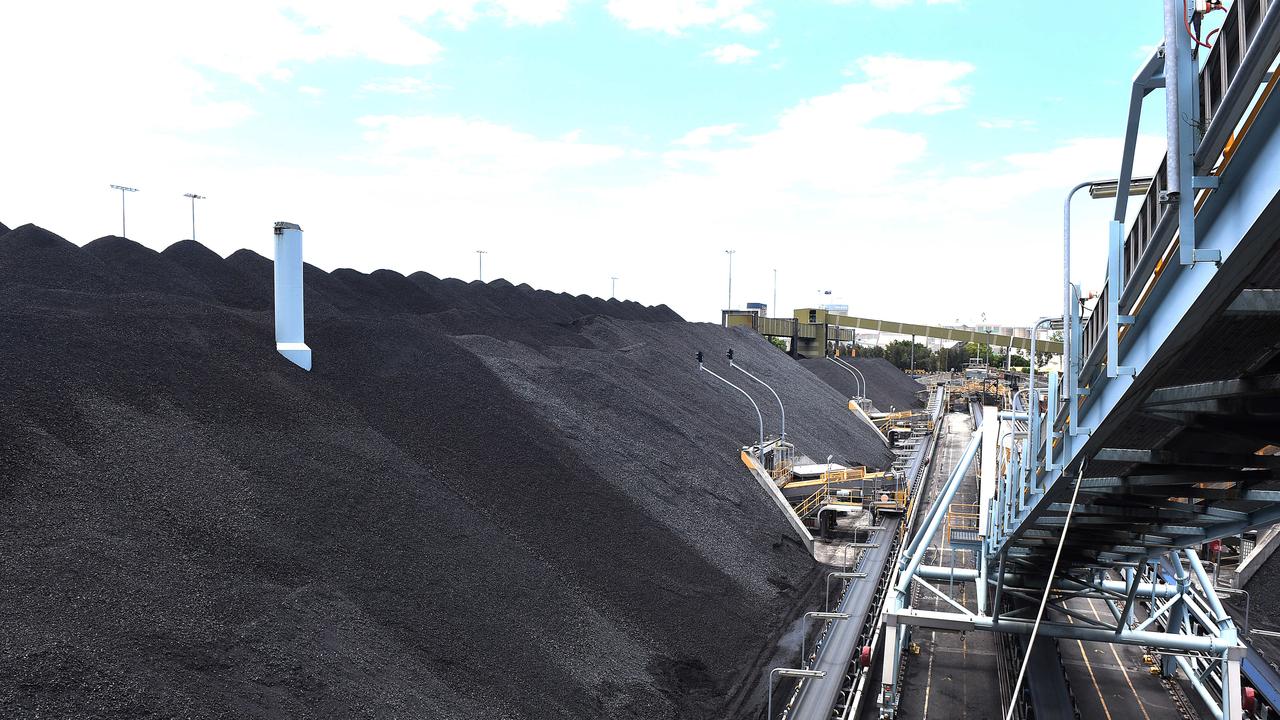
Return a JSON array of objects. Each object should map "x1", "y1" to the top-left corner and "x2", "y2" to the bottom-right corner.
[
  {"x1": 1185, "y1": 0, "x2": 1229, "y2": 49},
  {"x1": 1002, "y1": 461, "x2": 1088, "y2": 720}
]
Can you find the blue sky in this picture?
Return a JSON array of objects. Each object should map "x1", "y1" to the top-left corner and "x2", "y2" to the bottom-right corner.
[{"x1": 1, "y1": 0, "x2": 1185, "y2": 326}]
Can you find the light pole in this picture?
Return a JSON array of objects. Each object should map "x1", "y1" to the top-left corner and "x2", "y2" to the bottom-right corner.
[
  {"x1": 772, "y1": 268, "x2": 777, "y2": 317},
  {"x1": 183, "y1": 193, "x2": 206, "y2": 241},
  {"x1": 801, "y1": 611, "x2": 851, "y2": 668},
  {"x1": 830, "y1": 355, "x2": 867, "y2": 399},
  {"x1": 826, "y1": 571, "x2": 862, "y2": 612},
  {"x1": 768, "y1": 668, "x2": 825, "y2": 720},
  {"x1": 728, "y1": 348, "x2": 785, "y2": 446},
  {"x1": 697, "y1": 351, "x2": 765, "y2": 461},
  {"x1": 110, "y1": 185, "x2": 138, "y2": 237},
  {"x1": 476, "y1": 250, "x2": 487, "y2": 282},
  {"x1": 611, "y1": 276, "x2": 618, "y2": 299},
  {"x1": 1062, "y1": 175, "x2": 1154, "y2": 436},
  {"x1": 725, "y1": 249, "x2": 735, "y2": 310}
]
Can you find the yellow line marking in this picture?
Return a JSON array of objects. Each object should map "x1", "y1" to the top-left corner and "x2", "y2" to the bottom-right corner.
[
  {"x1": 1066, "y1": 615, "x2": 1114, "y2": 720},
  {"x1": 1084, "y1": 596, "x2": 1152, "y2": 720},
  {"x1": 923, "y1": 633, "x2": 935, "y2": 720}
]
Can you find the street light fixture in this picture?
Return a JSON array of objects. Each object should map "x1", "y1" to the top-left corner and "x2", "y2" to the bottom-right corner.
[
  {"x1": 1062, "y1": 176, "x2": 1153, "y2": 436},
  {"x1": 109, "y1": 184, "x2": 138, "y2": 237},
  {"x1": 801, "y1": 611, "x2": 851, "y2": 667},
  {"x1": 183, "y1": 193, "x2": 206, "y2": 242},
  {"x1": 768, "y1": 667, "x2": 826, "y2": 720},
  {"x1": 1087, "y1": 176, "x2": 1154, "y2": 199},
  {"x1": 826, "y1": 571, "x2": 863, "y2": 612}
]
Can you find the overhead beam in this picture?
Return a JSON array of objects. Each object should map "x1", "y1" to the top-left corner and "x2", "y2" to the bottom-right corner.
[
  {"x1": 1092, "y1": 448, "x2": 1280, "y2": 469},
  {"x1": 794, "y1": 308, "x2": 1063, "y2": 354},
  {"x1": 1144, "y1": 373, "x2": 1280, "y2": 407},
  {"x1": 1225, "y1": 288, "x2": 1280, "y2": 316}
]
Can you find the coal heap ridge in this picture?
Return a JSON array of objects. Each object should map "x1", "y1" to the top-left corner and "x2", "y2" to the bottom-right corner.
[
  {"x1": 0, "y1": 223, "x2": 894, "y2": 719},
  {"x1": 799, "y1": 356, "x2": 925, "y2": 411}
]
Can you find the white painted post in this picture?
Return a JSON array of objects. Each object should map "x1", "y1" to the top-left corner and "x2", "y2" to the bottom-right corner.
[{"x1": 273, "y1": 222, "x2": 312, "y2": 371}]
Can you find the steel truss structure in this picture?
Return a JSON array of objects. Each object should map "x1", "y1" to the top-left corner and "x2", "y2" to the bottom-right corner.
[{"x1": 880, "y1": 1, "x2": 1280, "y2": 718}]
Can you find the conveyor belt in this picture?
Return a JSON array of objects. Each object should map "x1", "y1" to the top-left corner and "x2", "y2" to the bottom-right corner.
[
  {"x1": 1024, "y1": 636, "x2": 1076, "y2": 720},
  {"x1": 786, "y1": 517, "x2": 900, "y2": 720},
  {"x1": 1243, "y1": 637, "x2": 1280, "y2": 716},
  {"x1": 782, "y1": 386, "x2": 946, "y2": 720}
]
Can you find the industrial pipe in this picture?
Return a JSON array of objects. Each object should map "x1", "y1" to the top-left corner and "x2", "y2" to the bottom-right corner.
[{"x1": 273, "y1": 221, "x2": 312, "y2": 371}]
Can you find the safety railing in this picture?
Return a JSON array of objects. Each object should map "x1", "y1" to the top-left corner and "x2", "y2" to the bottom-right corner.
[
  {"x1": 823, "y1": 466, "x2": 867, "y2": 483},
  {"x1": 795, "y1": 484, "x2": 829, "y2": 518},
  {"x1": 1077, "y1": 0, "x2": 1278, "y2": 375}
]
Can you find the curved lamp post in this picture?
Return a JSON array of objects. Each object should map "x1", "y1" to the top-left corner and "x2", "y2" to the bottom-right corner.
[
  {"x1": 768, "y1": 667, "x2": 825, "y2": 720},
  {"x1": 698, "y1": 351, "x2": 765, "y2": 459},
  {"x1": 728, "y1": 348, "x2": 785, "y2": 446},
  {"x1": 801, "y1": 611, "x2": 851, "y2": 668}
]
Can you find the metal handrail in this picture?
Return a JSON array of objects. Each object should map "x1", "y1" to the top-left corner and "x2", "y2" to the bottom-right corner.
[{"x1": 1077, "y1": 0, "x2": 1280, "y2": 380}]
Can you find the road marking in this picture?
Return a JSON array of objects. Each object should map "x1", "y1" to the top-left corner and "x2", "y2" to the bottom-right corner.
[
  {"x1": 1065, "y1": 615, "x2": 1114, "y2": 720},
  {"x1": 1083, "y1": 595, "x2": 1152, "y2": 720},
  {"x1": 923, "y1": 637, "x2": 935, "y2": 719}
]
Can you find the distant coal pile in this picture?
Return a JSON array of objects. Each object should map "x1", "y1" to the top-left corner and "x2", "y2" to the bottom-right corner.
[
  {"x1": 799, "y1": 356, "x2": 925, "y2": 411},
  {"x1": 0, "y1": 222, "x2": 891, "y2": 719}
]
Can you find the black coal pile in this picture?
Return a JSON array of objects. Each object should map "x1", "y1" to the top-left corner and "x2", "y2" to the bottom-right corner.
[
  {"x1": 799, "y1": 356, "x2": 925, "y2": 411},
  {"x1": 0, "y1": 223, "x2": 891, "y2": 719}
]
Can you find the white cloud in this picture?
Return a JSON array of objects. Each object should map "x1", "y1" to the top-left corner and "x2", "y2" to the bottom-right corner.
[
  {"x1": 357, "y1": 115, "x2": 627, "y2": 174},
  {"x1": 706, "y1": 44, "x2": 760, "y2": 64},
  {"x1": 607, "y1": 0, "x2": 755, "y2": 34},
  {"x1": 360, "y1": 77, "x2": 439, "y2": 95},
  {"x1": 299, "y1": 86, "x2": 325, "y2": 97},
  {"x1": 721, "y1": 13, "x2": 767, "y2": 33},
  {"x1": 674, "y1": 124, "x2": 742, "y2": 147}
]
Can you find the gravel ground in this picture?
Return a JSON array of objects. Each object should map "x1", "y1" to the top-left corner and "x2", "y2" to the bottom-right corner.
[
  {"x1": 798, "y1": 356, "x2": 925, "y2": 412},
  {"x1": 0, "y1": 224, "x2": 890, "y2": 719}
]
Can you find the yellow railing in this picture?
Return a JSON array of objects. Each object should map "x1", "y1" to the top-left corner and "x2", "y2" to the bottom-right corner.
[
  {"x1": 770, "y1": 459, "x2": 794, "y2": 483},
  {"x1": 821, "y1": 466, "x2": 866, "y2": 484},
  {"x1": 795, "y1": 484, "x2": 828, "y2": 517},
  {"x1": 946, "y1": 502, "x2": 981, "y2": 539}
]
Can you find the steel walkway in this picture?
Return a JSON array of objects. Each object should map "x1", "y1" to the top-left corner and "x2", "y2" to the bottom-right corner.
[{"x1": 883, "y1": 2, "x2": 1280, "y2": 718}]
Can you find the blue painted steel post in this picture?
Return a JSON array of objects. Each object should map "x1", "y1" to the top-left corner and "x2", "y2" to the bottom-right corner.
[
  {"x1": 1107, "y1": 220, "x2": 1136, "y2": 378},
  {"x1": 273, "y1": 222, "x2": 312, "y2": 371},
  {"x1": 1046, "y1": 369, "x2": 1059, "y2": 473}
]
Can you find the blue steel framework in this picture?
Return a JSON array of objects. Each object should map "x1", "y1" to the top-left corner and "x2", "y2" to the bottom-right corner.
[{"x1": 881, "y1": 2, "x2": 1280, "y2": 719}]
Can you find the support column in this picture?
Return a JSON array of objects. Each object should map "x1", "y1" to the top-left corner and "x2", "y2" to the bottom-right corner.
[{"x1": 1224, "y1": 654, "x2": 1243, "y2": 720}]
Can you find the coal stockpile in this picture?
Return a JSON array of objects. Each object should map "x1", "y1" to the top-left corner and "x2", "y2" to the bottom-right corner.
[
  {"x1": 799, "y1": 356, "x2": 925, "y2": 412},
  {"x1": 0, "y1": 223, "x2": 891, "y2": 719}
]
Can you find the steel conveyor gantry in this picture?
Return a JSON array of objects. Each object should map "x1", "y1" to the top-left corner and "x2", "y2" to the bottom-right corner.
[{"x1": 882, "y1": 1, "x2": 1280, "y2": 719}]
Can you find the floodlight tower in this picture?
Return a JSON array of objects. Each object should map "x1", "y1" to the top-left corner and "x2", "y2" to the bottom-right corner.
[
  {"x1": 611, "y1": 276, "x2": 618, "y2": 299},
  {"x1": 110, "y1": 185, "x2": 138, "y2": 237},
  {"x1": 184, "y1": 193, "x2": 206, "y2": 241},
  {"x1": 476, "y1": 250, "x2": 487, "y2": 282}
]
